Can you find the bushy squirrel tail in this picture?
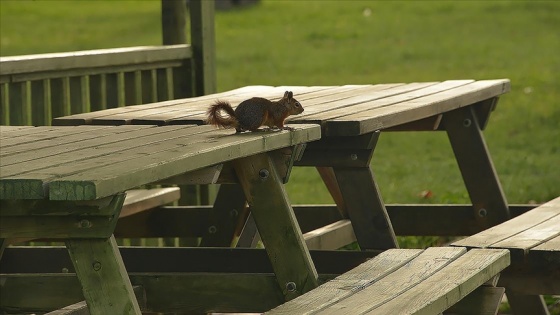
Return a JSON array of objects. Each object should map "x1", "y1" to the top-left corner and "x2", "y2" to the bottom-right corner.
[{"x1": 206, "y1": 100, "x2": 239, "y2": 129}]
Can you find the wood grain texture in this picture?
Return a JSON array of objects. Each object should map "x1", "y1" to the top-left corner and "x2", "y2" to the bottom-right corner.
[
  {"x1": 0, "y1": 124, "x2": 320, "y2": 200},
  {"x1": 233, "y1": 153, "x2": 319, "y2": 300},
  {"x1": 266, "y1": 249, "x2": 422, "y2": 315},
  {"x1": 65, "y1": 235, "x2": 141, "y2": 315}
]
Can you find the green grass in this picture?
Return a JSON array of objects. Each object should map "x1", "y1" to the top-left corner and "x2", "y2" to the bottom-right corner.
[{"x1": 1, "y1": 1, "x2": 558, "y2": 205}]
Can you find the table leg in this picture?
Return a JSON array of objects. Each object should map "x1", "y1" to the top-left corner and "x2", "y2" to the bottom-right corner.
[
  {"x1": 331, "y1": 166, "x2": 399, "y2": 250},
  {"x1": 66, "y1": 235, "x2": 141, "y2": 315},
  {"x1": 234, "y1": 153, "x2": 319, "y2": 301},
  {"x1": 0, "y1": 238, "x2": 6, "y2": 260},
  {"x1": 200, "y1": 183, "x2": 246, "y2": 247},
  {"x1": 443, "y1": 105, "x2": 510, "y2": 229},
  {"x1": 304, "y1": 132, "x2": 398, "y2": 250}
]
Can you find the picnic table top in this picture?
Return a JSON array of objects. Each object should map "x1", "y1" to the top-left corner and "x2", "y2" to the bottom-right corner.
[
  {"x1": 0, "y1": 124, "x2": 320, "y2": 201},
  {"x1": 53, "y1": 79, "x2": 510, "y2": 136}
]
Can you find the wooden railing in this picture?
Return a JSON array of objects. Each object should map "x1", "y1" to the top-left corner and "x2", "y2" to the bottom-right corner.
[
  {"x1": 0, "y1": 45, "x2": 196, "y2": 126},
  {"x1": 0, "y1": 0, "x2": 216, "y2": 126}
]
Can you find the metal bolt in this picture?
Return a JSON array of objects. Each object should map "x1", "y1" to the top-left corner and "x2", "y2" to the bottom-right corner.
[
  {"x1": 208, "y1": 225, "x2": 217, "y2": 234},
  {"x1": 478, "y1": 208, "x2": 487, "y2": 217},
  {"x1": 92, "y1": 261, "x2": 102, "y2": 271},
  {"x1": 259, "y1": 169, "x2": 269, "y2": 180},
  {"x1": 79, "y1": 219, "x2": 91, "y2": 228},
  {"x1": 350, "y1": 154, "x2": 358, "y2": 161},
  {"x1": 463, "y1": 118, "x2": 472, "y2": 127},
  {"x1": 230, "y1": 209, "x2": 239, "y2": 217},
  {"x1": 61, "y1": 267, "x2": 69, "y2": 273},
  {"x1": 286, "y1": 282, "x2": 297, "y2": 292}
]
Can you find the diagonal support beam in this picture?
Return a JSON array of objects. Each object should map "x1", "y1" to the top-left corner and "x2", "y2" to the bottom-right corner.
[
  {"x1": 443, "y1": 104, "x2": 510, "y2": 229},
  {"x1": 233, "y1": 153, "x2": 319, "y2": 301}
]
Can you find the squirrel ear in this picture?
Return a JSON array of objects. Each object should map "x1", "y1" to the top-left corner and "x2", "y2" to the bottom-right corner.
[{"x1": 284, "y1": 91, "x2": 293, "y2": 100}]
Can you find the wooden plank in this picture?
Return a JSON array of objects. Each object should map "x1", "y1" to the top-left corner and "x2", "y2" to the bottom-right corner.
[
  {"x1": 233, "y1": 153, "x2": 319, "y2": 300},
  {"x1": 313, "y1": 247, "x2": 467, "y2": 315},
  {"x1": 0, "y1": 125, "x2": 152, "y2": 157},
  {"x1": 66, "y1": 235, "x2": 141, "y2": 315},
  {"x1": 365, "y1": 249, "x2": 510, "y2": 315},
  {"x1": 0, "y1": 83, "x2": 10, "y2": 125},
  {"x1": 44, "y1": 286, "x2": 146, "y2": 315},
  {"x1": 199, "y1": 184, "x2": 247, "y2": 247},
  {"x1": 266, "y1": 249, "x2": 422, "y2": 314},
  {"x1": 48, "y1": 124, "x2": 320, "y2": 200},
  {"x1": 120, "y1": 187, "x2": 181, "y2": 217},
  {"x1": 333, "y1": 167, "x2": 398, "y2": 250},
  {"x1": 0, "y1": 194, "x2": 123, "y2": 239},
  {"x1": 1, "y1": 124, "x2": 320, "y2": 200},
  {"x1": 452, "y1": 197, "x2": 560, "y2": 248},
  {"x1": 491, "y1": 214, "x2": 560, "y2": 259},
  {"x1": 444, "y1": 105, "x2": 510, "y2": 230},
  {"x1": 0, "y1": 45, "x2": 192, "y2": 75},
  {"x1": 0, "y1": 125, "x2": 186, "y2": 171},
  {"x1": 291, "y1": 81, "x2": 452, "y2": 124},
  {"x1": 53, "y1": 85, "x2": 275, "y2": 125},
  {"x1": 323, "y1": 79, "x2": 510, "y2": 136},
  {"x1": 443, "y1": 286, "x2": 505, "y2": 315},
  {"x1": 505, "y1": 293, "x2": 550, "y2": 315},
  {"x1": 303, "y1": 220, "x2": 356, "y2": 250},
  {"x1": 190, "y1": 0, "x2": 217, "y2": 95},
  {"x1": 1, "y1": 247, "x2": 380, "y2": 275}
]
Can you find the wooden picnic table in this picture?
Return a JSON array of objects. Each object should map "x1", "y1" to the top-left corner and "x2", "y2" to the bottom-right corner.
[
  {"x1": 0, "y1": 123, "x2": 321, "y2": 314},
  {"x1": 1, "y1": 78, "x2": 515, "y2": 314},
  {"x1": 54, "y1": 79, "x2": 512, "y2": 249}
]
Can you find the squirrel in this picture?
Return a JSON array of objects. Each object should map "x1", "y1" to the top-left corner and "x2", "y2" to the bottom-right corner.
[{"x1": 206, "y1": 91, "x2": 304, "y2": 133}]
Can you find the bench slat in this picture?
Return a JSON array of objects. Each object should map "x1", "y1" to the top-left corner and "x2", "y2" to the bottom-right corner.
[
  {"x1": 324, "y1": 79, "x2": 509, "y2": 136},
  {"x1": 491, "y1": 214, "x2": 560, "y2": 256},
  {"x1": 120, "y1": 188, "x2": 180, "y2": 218},
  {"x1": 367, "y1": 249, "x2": 510, "y2": 315},
  {"x1": 265, "y1": 249, "x2": 423, "y2": 314},
  {"x1": 316, "y1": 247, "x2": 467, "y2": 315},
  {"x1": 267, "y1": 248, "x2": 509, "y2": 315},
  {"x1": 452, "y1": 197, "x2": 560, "y2": 248}
]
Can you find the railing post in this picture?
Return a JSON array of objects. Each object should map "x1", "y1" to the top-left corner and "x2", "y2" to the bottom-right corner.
[
  {"x1": 161, "y1": 0, "x2": 187, "y2": 45},
  {"x1": 189, "y1": 0, "x2": 217, "y2": 95}
]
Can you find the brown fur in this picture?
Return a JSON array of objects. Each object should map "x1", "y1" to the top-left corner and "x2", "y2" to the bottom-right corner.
[{"x1": 206, "y1": 91, "x2": 304, "y2": 133}]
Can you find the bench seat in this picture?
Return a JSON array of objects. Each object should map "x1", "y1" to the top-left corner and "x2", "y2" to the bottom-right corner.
[
  {"x1": 451, "y1": 196, "x2": 560, "y2": 314},
  {"x1": 266, "y1": 247, "x2": 510, "y2": 315}
]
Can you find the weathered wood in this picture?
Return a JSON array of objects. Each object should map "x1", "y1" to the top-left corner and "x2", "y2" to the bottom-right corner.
[
  {"x1": 200, "y1": 184, "x2": 246, "y2": 247},
  {"x1": 266, "y1": 249, "x2": 423, "y2": 314},
  {"x1": 0, "y1": 45, "x2": 192, "y2": 75},
  {"x1": 0, "y1": 194, "x2": 124, "y2": 239},
  {"x1": 267, "y1": 248, "x2": 510, "y2": 315},
  {"x1": 161, "y1": 0, "x2": 187, "y2": 45},
  {"x1": 110, "y1": 203, "x2": 536, "y2": 239},
  {"x1": 233, "y1": 153, "x2": 319, "y2": 300},
  {"x1": 0, "y1": 124, "x2": 320, "y2": 200},
  {"x1": 119, "y1": 187, "x2": 180, "y2": 217},
  {"x1": 65, "y1": 235, "x2": 141, "y2": 315},
  {"x1": 190, "y1": 0, "x2": 217, "y2": 95},
  {"x1": 333, "y1": 167, "x2": 398, "y2": 250},
  {"x1": 44, "y1": 285, "x2": 146, "y2": 315},
  {"x1": 303, "y1": 220, "x2": 356, "y2": 250},
  {"x1": 503, "y1": 293, "x2": 550, "y2": 315},
  {"x1": 443, "y1": 105, "x2": 510, "y2": 230},
  {"x1": 1, "y1": 246, "x2": 381, "y2": 275},
  {"x1": 321, "y1": 79, "x2": 510, "y2": 136},
  {"x1": 453, "y1": 197, "x2": 560, "y2": 314},
  {"x1": 443, "y1": 286, "x2": 505, "y2": 315}
]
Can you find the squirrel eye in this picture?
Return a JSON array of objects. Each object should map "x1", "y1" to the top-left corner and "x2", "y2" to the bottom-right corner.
[{"x1": 296, "y1": 102, "x2": 301, "y2": 107}]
